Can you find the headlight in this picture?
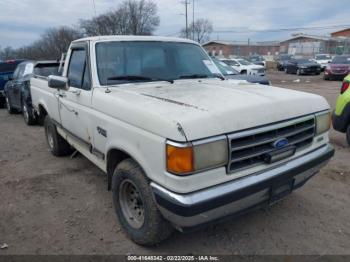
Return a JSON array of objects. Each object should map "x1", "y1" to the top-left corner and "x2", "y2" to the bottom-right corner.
[
  {"x1": 166, "y1": 137, "x2": 228, "y2": 175},
  {"x1": 315, "y1": 111, "x2": 331, "y2": 135}
]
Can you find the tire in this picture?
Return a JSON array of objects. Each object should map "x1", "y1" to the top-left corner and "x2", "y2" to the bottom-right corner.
[
  {"x1": 22, "y1": 101, "x2": 36, "y2": 126},
  {"x1": 44, "y1": 115, "x2": 73, "y2": 156},
  {"x1": 112, "y1": 158, "x2": 173, "y2": 246},
  {"x1": 241, "y1": 70, "x2": 247, "y2": 75},
  {"x1": 346, "y1": 125, "x2": 350, "y2": 146},
  {"x1": 323, "y1": 75, "x2": 330, "y2": 81},
  {"x1": 5, "y1": 96, "x2": 16, "y2": 114}
]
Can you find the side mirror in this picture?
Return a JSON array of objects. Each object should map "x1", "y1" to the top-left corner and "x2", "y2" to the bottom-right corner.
[{"x1": 48, "y1": 75, "x2": 68, "y2": 90}]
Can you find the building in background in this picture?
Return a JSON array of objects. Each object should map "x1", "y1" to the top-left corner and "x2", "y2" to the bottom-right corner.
[
  {"x1": 202, "y1": 41, "x2": 280, "y2": 57},
  {"x1": 331, "y1": 28, "x2": 350, "y2": 38}
]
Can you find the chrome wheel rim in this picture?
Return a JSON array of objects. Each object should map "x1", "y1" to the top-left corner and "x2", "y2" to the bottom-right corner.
[
  {"x1": 119, "y1": 179, "x2": 145, "y2": 229},
  {"x1": 23, "y1": 104, "x2": 29, "y2": 123},
  {"x1": 46, "y1": 127, "x2": 54, "y2": 149},
  {"x1": 6, "y1": 97, "x2": 10, "y2": 111}
]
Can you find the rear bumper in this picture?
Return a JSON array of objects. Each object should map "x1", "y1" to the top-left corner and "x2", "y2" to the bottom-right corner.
[
  {"x1": 299, "y1": 68, "x2": 321, "y2": 74},
  {"x1": 151, "y1": 144, "x2": 334, "y2": 230}
]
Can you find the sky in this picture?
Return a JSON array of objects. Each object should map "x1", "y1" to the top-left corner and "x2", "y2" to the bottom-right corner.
[{"x1": 1, "y1": 0, "x2": 350, "y2": 48}]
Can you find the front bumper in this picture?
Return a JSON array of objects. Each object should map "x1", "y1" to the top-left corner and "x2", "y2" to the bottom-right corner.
[{"x1": 151, "y1": 144, "x2": 334, "y2": 230}]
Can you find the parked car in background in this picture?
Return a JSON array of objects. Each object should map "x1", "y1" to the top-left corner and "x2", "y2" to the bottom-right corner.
[
  {"x1": 276, "y1": 54, "x2": 293, "y2": 71},
  {"x1": 314, "y1": 54, "x2": 332, "y2": 70},
  {"x1": 4, "y1": 60, "x2": 60, "y2": 125},
  {"x1": 31, "y1": 36, "x2": 333, "y2": 245},
  {"x1": 212, "y1": 57, "x2": 270, "y2": 85},
  {"x1": 220, "y1": 58, "x2": 265, "y2": 76},
  {"x1": 332, "y1": 74, "x2": 350, "y2": 145},
  {"x1": 0, "y1": 59, "x2": 24, "y2": 108},
  {"x1": 324, "y1": 55, "x2": 350, "y2": 81},
  {"x1": 285, "y1": 58, "x2": 321, "y2": 75},
  {"x1": 247, "y1": 54, "x2": 266, "y2": 67}
]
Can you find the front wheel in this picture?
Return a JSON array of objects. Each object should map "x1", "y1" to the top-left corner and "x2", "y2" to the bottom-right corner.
[
  {"x1": 22, "y1": 102, "x2": 36, "y2": 126},
  {"x1": 112, "y1": 159, "x2": 173, "y2": 246},
  {"x1": 6, "y1": 96, "x2": 16, "y2": 114}
]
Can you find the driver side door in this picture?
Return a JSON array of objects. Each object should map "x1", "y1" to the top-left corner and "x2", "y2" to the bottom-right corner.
[{"x1": 59, "y1": 44, "x2": 94, "y2": 147}]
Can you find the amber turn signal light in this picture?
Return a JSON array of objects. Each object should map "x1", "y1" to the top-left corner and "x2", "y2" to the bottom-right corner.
[{"x1": 166, "y1": 144, "x2": 194, "y2": 174}]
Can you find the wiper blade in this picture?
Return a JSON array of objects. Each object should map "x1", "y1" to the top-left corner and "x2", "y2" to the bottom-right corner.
[
  {"x1": 179, "y1": 74, "x2": 225, "y2": 80},
  {"x1": 179, "y1": 74, "x2": 210, "y2": 79},
  {"x1": 107, "y1": 75, "x2": 174, "y2": 84},
  {"x1": 107, "y1": 75, "x2": 152, "y2": 81}
]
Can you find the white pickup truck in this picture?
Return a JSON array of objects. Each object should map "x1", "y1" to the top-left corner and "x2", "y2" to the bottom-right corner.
[{"x1": 31, "y1": 36, "x2": 334, "y2": 246}]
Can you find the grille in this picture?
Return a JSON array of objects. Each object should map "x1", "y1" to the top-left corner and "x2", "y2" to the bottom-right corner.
[{"x1": 227, "y1": 116, "x2": 315, "y2": 173}]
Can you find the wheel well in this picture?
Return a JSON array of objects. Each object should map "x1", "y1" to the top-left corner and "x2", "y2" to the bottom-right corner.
[{"x1": 106, "y1": 149, "x2": 131, "y2": 191}]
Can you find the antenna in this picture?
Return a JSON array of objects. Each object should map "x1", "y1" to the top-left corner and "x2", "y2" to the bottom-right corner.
[{"x1": 92, "y1": 0, "x2": 97, "y2": 17}]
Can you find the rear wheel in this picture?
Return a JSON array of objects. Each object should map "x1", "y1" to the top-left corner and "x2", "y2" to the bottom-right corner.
[
  {"x1": 6, "y1": 96, "x2": 16, "y2": 114},
  {"x1": 22, "y1": 101, "x2": 36, "y2": 126},
  {"x1": 112, "y1": 158, "x2": 173, "y2": 246},
  {"x1": 44, "y1": 115, "x2": 72, "y2": 156},
  {"x1": 346, "y1": 125, "x2": 350, "y2": 146}
]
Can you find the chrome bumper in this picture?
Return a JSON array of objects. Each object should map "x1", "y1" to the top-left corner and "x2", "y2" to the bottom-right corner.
[{"x1": 151, "y1": 144, "x2": 334, "y2": 230}]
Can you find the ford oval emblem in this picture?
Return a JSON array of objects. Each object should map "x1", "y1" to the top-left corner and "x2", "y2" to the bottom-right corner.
[{"x1": 273, "y1": 138, "x2": 289, "y2": 149}]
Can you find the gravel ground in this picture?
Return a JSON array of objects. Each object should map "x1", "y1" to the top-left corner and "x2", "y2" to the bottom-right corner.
[{"x1": 0, "y1": 71, "x2": 349, "y2": 255}]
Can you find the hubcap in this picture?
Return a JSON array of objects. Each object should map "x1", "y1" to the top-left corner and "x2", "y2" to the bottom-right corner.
[
  {"x1": 46, "y1": 127, "x2": 54, "y2": 149},
  {"x1": 6, "y1": 97, "x2": 10, "y2": 111},
  {"x1": 119, "y1": 179, "x2": 145, "y2": 229},
  {"x1": 23, "y1": 104, "x2": 29, "y2": 123}
]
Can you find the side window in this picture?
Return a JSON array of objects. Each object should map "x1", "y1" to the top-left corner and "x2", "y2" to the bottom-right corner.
[
  {"x1": 82, "y1": 62, "x2": 91, "y2": 90},
  {"x1": 67, "y1": 49, "x2": 87, "y2": 89}
]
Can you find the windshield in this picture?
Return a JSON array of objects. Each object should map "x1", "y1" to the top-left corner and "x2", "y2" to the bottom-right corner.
[
  {"x1": 212, "y1": 58, "x2": 239, "y2": 75},
  {"x1": 250, "y1": 56, "x2": 264, "y2": 62},
  {"x1": 296, "y1": 58, "x2": 313, "y2": 63},
  {"x1": 237, "y1": 59, "x2": 252, "y2": 65},
  {"x1": 279, "y1": 55, "x2": 292, "y2": 61},
  {"x1": 95, "y1": 41, "x2": 220, "y2": 85},
  {"x1": 315, "y1": 55, "x2": 331, "y2": 60},
  {"x1": 331, "y1": 56, "x2": 350, "y2": 64}
]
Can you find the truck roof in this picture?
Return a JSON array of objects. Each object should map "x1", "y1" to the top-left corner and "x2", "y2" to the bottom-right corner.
[{"x1": 73, "y1": 35, "x2": 199, "y2": 45}]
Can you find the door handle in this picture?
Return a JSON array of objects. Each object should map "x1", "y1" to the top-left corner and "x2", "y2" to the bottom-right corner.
[
  {"x1": 70, "y1": 90, "x2": 81, "y2": 96},
  {"x1": 58, "y1": 93, "x2": 66, "y2": 98}
]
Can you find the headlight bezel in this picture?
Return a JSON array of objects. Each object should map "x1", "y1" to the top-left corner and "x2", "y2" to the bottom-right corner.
[
  {"x1": 166, "y1": 136, "x2": 228, "y2": 176},
  {"x1": 315, "y1": 111, "x2": 331, "y2": 135}
]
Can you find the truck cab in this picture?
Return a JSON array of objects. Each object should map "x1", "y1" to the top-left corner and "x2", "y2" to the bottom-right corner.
[{"x1": 30, "y1": 36, "x2": 334, "y2": 246}]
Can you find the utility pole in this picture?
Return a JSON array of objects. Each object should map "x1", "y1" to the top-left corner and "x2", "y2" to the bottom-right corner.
[
  {"x1": 192, "y1": 0, "x2": 195, "y2": 41},
  {"x1": 182, "y1": 0, "x2": 190, "y2": 38}
]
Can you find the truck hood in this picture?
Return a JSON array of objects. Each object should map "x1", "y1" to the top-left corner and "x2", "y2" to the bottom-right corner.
[{"x1": 97, "y1": 79, "x2": 329, "y2": 141}]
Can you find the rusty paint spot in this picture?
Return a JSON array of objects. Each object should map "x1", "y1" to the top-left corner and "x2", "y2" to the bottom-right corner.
[{"x1": 141, "y1": 93, "x2": 206, "y2": 111}]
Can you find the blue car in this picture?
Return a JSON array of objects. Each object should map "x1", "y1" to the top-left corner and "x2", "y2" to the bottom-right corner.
[
  {"x1": 0, "y1": 60, "x2": 25, "y2": 107},
  {"x1": 4, "y1": 60, "x2": 60, "y2": 125}
]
